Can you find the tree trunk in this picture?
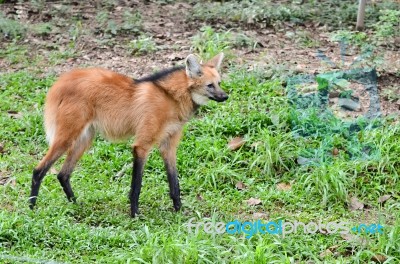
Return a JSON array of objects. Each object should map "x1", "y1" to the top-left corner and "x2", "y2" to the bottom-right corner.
[{"x1": 356, "y1": 0, "x2": 367, "y2": 30}]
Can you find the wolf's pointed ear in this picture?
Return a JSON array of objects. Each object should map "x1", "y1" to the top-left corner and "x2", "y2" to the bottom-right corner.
[
  {"x1": 206, "y1": 52, "x2": 224, "y2": 70},
  {"x1": 185, "y1": 54, "x2": 203, "y2": 78}
]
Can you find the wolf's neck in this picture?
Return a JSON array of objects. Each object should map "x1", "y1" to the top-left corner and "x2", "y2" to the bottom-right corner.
[
  {"x1": 155, "y1": 71, "x2": 197, "y2": 116},
  {"x1": 135, "y1": 67, "x2": 197, "y2": 120}
]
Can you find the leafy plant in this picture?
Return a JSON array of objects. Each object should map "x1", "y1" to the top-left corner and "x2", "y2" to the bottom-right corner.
[
  {"x1": 30, "y1": 0, "x2": 46, "y2": 13},
  {"x1": 190, "y1": 0, "x2": 400, "y2": 30},
  {"x1": 68, "y1": 20, "x2": 83, "y2": 48},
  {"x1": 121, "y1": 10, "x2": 143, "y2": 34},
  {"x1": 316, "y1": 72, "x2": 350, "y2": 92},
  {"x1": 191, "y1": 26, "x2": 232, "y2": 60},
  {"x1": 95, "y1": 10, "x2": 142, "y2": 36},
  {"x1": 191, "y1": 26, "x2": 257, "y2": 60},
  {"x1": 95, "y1": 11, "x2": 118, "y2": 35},
  {"x1": 128, "y1": 34, "x2": 157, "y2": 55},
  {"x1": 190, "y1": 0, "x2": 306, "y2": 28},
  {"x1": 331, "y1": 30, "x2": 369, "y2": 47},
  {"x1": 234, "y1": 32, "x2": 258, "y2": 49},
  {"x1": 0, "y1": 42, "x2": 28, "y2": 64},
  {"x1": 294, "y1": 30, "x2": 321, "y2": 48},
  {"x1": 32, "y1": 22, "x2": 53, "y2": 37},
  {"x1": 0, "y1": 13, "x2": 26, "y2": 40},
  {"x1": 0, "y1": 66, "x2": 399, "y2": 264},
  {"x1": 95, "y1": 11, "x2": 109, "y2": 28},
  {"x1": 382, "y1": 86, "x2": 400, "y2": 102},
  {"x1": 100, "y1": 0, "x2": 117, "y2": 10},
  {"x1": 374, "y1": 9, "x2": 400, "y2": 39}
]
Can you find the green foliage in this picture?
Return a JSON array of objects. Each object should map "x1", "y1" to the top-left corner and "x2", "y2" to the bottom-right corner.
[
  {"x1": 374, "y1": 9, "x2": 400, "y2": 39},
  {"x1": 128, "y1": 34, "x2": 158, "y2": 55},
  {"x1": 316, "y1": 72, "x2": 351, "y2": 93},
  {"x1": 0, "y1": 43, "x2": 28, "y2": 64},
  {"x1": 154, "y1": 0, "x2": 176, "y2": 4},
  {"x1": 0, "y1": 13, "x2": 26, "y2": 40},
  {"x1": 382, "y1": 86, "x2": 400, "y2": 102},
  {"x1": 190, "y1": 0, "x2": 400, "y2": 30},
  {"x1": 32, "y1": 22, "x2": 53, "y2": 37},
  {"x1": 191, "y1": 26, "x2": 257, "y2": 60},
  {"x1": 0, "y1": 69, "x2": 399, "y2": 263},
  {"x1": 0, "y1": 1, "x2": 399, "y2": 263},
  {"x1": 68, "y1": 20, "x2": 83, "y2": 43},
  {"x1": 95, "y1": 10, "x2": 142, "y2": 36},
  {"x1": 290, "y1": 30, "x2": 321, "y2": 48},
  {"x1": 330, "y1": 31, "x2": 385, "y2": 68},
  {"x1": 121, "y1": 10, "x2": 143, "y2": 34},
  {"x1": 99, "y1": 0, "x2": 118, "y2": 10},
  {"x1": 332, "y1": 9, "x2": 399, "y2": 50},
  {"x1": 47, "y1": 49, "x2": 78, "y2": 66},
  {"x1": 30, "y1": 0, "x2": 46, "y2": 13},
  {"x1": 191, "y1": 0, "x2": 306, "y2": 28},
  {"x1": 191, "y1": 26, "x2": 232, "y2": 60},
  {"x1": 232, "y1": 32, "x2": 258, "y2": 49},
  {"x1": 95, "y1": 11, "x2": 115, "y2": 35},
  {"x1": 331, "y1": 30, "x2": 369, "y2": 47}
]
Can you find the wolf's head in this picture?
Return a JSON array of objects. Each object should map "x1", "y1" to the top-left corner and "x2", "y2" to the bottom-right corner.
[{"x1": 185, "y1": 53, "x2": 228, "y2": 105}]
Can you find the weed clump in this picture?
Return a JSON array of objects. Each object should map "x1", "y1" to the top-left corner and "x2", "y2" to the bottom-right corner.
[{"x1": 0, "y1": 13, "x2": 26, "y2": 40}]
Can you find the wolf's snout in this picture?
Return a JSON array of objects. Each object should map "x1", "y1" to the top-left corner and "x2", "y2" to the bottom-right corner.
[{"x1": 215, "y1": 92, "x2": 229, "y2": 102}]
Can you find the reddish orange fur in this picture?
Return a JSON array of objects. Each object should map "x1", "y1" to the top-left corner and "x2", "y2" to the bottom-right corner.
[
  {"x1": 30, "y1": 53, "x2": 227, "y2": 215},
  {"x1": 43, "y1": 67, "x2": 211, "y2": 155}
]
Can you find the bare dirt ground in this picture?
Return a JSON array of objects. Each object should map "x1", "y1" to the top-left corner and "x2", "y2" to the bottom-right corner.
[{"x1": 1, "y1": 1, "x2": 399, "y2": 116}]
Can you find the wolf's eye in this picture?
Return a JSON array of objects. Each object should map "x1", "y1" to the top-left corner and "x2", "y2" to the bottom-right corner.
[{"x1": 207, "y1": 84, "x2": 215, "y2": 89}]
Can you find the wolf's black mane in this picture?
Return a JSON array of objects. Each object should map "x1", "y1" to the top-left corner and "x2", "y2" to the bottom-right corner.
[{"x1": 134, "y1": 66, "x2": 185, "y2": 84}]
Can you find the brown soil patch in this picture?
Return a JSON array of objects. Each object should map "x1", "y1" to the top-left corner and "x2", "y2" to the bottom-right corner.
[{"x1": 0, "y1": 1, "x2": 399, "y2": 116}]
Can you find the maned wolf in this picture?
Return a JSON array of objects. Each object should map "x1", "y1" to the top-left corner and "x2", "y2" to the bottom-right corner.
[{"x1": 29, "y1": 53, "x2": 228, "y2": 217}]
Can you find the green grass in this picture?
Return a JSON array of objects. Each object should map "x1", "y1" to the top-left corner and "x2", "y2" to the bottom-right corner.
[
  {"x1": 127, "y1": 34, "x2": 158, "y2": 55},
  {"x1": 0, "y1": 65, "x2": 399, "y2": 263},
  {"x1": 331, "y1": 8, "x2": 400, "y2": 52},
  {"x1": 190, "y1": 0, "x2": 400, "y2": 30},
  {"x1": 0, "y1": 41, "x2": 79, "y2": 73},
  {"x1": 95, "y1": 9, "x2": 142, "y2": 37},
  {"x1": 191, "y1": 26, "x2": 258, "y2": 61},
  {"x1": 0, "y1": 12, "x2": 26, "y2": 40}
]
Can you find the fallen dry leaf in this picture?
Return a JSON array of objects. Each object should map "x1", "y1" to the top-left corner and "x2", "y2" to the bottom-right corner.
[
  {"x1": 227, "y1": 137, "x2": 245, "y2": 151},
  {"x1": 332, "y1": 148, "x2": 339, "y2": 156},
  {"x1": 0, "y1": 175, "x2": 10, "y2": 186},
  {"x1": 252, "y1": 212, "x2": 268, "y2": 219},
  {"x1": 168, "y1": 54, "x2": 183, "y2": 61},
  {"x1": 341, "y1": 233, "x2": 355, "y2": 241},
  {"x1": 319, "y1": 227, "x2": 329, "y2": 235},
  {"x1": 276, "y1": 182, "x2": 292, "y2": 191},
  {"x1": 348, "y1": 196, "x2": 364, "y2": 211},
  {"x1": 371, "y1": 254, "x2": 388, "y2": 263},
  {"x1": 7, "y1": 110, "x2": 23, "y2": 119},
  {"x1": 235, "y1": 181, "x2": 247, "y2": 190},
  {"x1": 250, "y1": 141, "x2": 262, "y2": 148},
  {"x1": 10, "y1": 178, "x2": 16, "y2": 187},
  {"x1": 319, "y1": 248, "x2": 333, "y2": 258},
  {"x1": 196, "y1": 193, "x2": 203, "y2": 201},
  {"x1": 246, "y1": 197, "x2": 262, "y2": 206},
  {"x1": 295, "y1": 64, "x2": 307, "y2": 72},
  {"x1": 341, "y1": 233, "x2": 368, "y2": 246},
  {"x1": 320, "y1": 245, "x2": 339, "y2": 258},
  {"x1": 378, "y1": 195, "x2": 391, "y2": 204}
]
